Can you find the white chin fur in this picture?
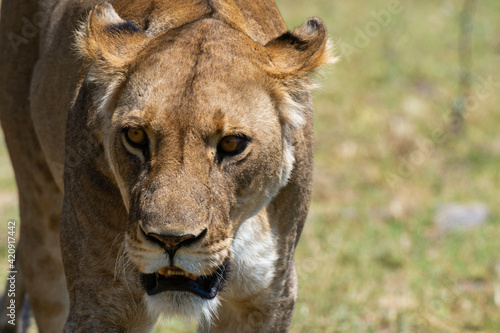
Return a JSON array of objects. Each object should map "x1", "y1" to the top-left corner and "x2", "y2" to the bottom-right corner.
[{"x1": 145, "y1": 291, "x2": 220, "y2": 325}]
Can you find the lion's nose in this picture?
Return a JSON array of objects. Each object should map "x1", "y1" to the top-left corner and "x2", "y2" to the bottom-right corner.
[{"x1": 146, "y1": 229, "x2": 207, "y2": 260}]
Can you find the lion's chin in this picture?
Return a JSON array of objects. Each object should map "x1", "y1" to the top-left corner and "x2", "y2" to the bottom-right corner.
[{"x1": 145, "y1": 290, "x2": 221, "y2": 323}]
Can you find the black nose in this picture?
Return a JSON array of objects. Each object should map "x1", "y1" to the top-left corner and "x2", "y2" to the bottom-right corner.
[{"x1": 146, "y1": 229, "x2": 206, "y2": 260}]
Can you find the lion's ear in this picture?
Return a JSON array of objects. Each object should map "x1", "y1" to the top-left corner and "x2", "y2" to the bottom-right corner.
[
  {"x1": 76, "y1": 2, "x2": 148, "y2": 72},
  {"x1": 265, "y1": 17, "x2": 332, "y2": 79}
]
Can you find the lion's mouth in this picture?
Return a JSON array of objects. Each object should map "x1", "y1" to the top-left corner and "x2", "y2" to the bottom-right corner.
[{"x1": 142, "y1": 261, "x2": 228, "y2": 299}]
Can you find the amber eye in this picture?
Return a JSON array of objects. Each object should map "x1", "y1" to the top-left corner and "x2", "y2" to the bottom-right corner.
[
  {"x1": 218, "y1": 135, "x2": 248, "y2": 156},
  {"x1": 124, "y1": 127, "x2": 147, "y2": 147}
]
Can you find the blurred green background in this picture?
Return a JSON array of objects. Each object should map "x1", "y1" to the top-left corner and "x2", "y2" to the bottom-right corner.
[{"x1": 1, "y1": 0, "x2": 500, "y2": 332}]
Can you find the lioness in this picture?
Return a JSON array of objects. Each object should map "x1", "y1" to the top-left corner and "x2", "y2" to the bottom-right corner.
[{"x1": 0, "y1": 0, "x2": 332, "y2": 331}]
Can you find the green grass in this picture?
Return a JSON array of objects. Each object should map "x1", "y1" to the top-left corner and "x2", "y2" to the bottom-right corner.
[{"x1": 2, "y1": 0, "x2": 500, "y2": 332}]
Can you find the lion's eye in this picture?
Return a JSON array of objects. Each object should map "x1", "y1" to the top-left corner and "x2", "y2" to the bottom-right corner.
[
  {"x1": 218, "y1": 135, "x2": 248, "y2": 156},
  {"x1": 124, "y1": 127, "x2": 147, "y2": 148}
]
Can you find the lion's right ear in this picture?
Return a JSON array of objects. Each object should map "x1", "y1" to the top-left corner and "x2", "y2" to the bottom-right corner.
[
  {"x1": 76, "y1": 2, "x2": 148, "y2": 78},
  {"x1": 265, "y1": 18, "x2": 333, "y2": 80}
]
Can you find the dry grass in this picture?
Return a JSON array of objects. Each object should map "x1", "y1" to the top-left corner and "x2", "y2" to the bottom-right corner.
[{"x1": 2, "y1": 0, "x2": 500, "y2": 332}]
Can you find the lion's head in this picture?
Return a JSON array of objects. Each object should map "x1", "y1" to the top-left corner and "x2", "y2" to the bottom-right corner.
[{"x1": 74, "y1": 1, "x2": 331, "y2": 321}]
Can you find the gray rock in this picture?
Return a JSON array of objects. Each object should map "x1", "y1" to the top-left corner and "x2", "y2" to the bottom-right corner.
[{"x1": 435, "y1": 202, "x2": 489, "y2": 232}]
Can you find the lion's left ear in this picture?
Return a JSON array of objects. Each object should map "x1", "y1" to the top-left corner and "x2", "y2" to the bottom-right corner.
[
  {"x1": 265, "y1": 17, "x2": 332, "y2": 79},
  {"x1": 265, "y1": 18, "x2": 334, "y2": 128}
]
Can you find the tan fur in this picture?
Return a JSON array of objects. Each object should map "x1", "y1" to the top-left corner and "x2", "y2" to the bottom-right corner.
[{"x1": 0, "y1": 0, "x2": 332, "y2": 331}]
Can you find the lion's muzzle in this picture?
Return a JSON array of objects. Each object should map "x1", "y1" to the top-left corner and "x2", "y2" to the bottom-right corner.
[{"x1": 134, "y1": 219, "x2": 230, "y2": 299}]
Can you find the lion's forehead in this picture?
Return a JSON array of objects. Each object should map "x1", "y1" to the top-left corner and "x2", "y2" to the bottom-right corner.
[{"x1": 116, "y1": 45, "x2": 277, "y2": 136}]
